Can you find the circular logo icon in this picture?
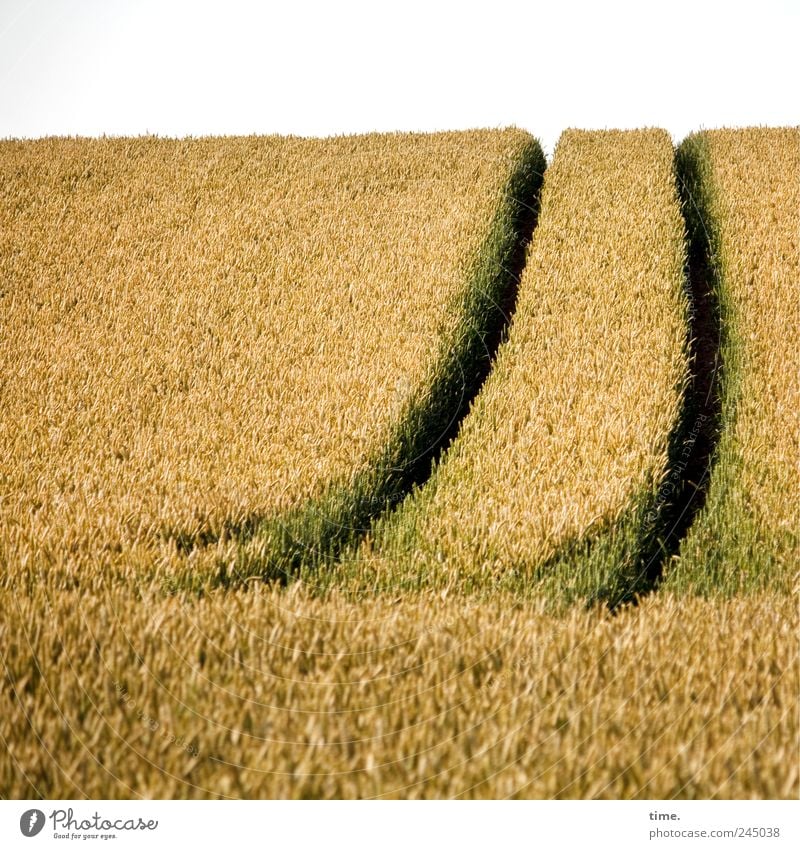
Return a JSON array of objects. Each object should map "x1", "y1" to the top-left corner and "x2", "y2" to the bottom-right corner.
[{"x1": 19, "y1": 809, "x2": 46, "y2": 837}]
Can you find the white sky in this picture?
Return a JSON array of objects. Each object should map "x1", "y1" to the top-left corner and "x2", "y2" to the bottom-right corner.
[{"x1": 0, "y1": 0, "x2": 797, "y2": 157}]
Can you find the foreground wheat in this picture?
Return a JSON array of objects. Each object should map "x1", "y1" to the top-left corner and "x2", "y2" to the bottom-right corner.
[
  {"x1": 0, "y1": 583, "x2": 795, "y2": 799},
  {"x1": 0, "y1": 131, "x2": 543, "y2": 588},
  {"x1": 325, "y1": 129, "x2": 688, "y2": 605},
  {"x1": 666, "y1": 128, "x2": 800, "y2": 594}
]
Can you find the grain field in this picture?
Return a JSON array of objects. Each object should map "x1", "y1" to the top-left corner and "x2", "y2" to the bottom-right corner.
[
  {"x1": 323, "y1": 129, "x2": 689, "y2": 606},
  {"x1": 0, "y1": 130, "x2": 544, "y2": 590},
  {"x1": 666, "y1": 128, "x2": 800, "y2": 594}
]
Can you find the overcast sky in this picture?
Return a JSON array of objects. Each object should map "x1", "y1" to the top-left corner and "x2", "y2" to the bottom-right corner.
[{"x1": 0, "y1": 0, "x2": 797, "y2": 156}]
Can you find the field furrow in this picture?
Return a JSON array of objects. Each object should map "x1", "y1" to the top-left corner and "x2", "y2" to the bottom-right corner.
[
  {"x1": 0, "y1": 131, "x2": 544, "y2": 589},
  {"x1": 324, "y1": 129, "x2": 689, "y2": 606},
  {"x1": 665, "y1": 128, "x2": 800, "y2": 594},
  {"x1": 1, "y1": 126, "x2": 796, "y2": 804}
]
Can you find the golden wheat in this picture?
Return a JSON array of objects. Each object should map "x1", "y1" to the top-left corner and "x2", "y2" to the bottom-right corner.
[
  {"x1": 330, "y1": 129, "x2": 688, "y2": 603},
  {"x1": 667, "y1": 128, "x2": 800, "y2": 592},
  {"x1": 0, "y1": 583, "x2": 795, "y2": 799},
  {"x1": 2, "y1": 128, "x2": 796, "y2": 805},
  {"x1": 0, "y1": 130, "x2": 539, "y2": 586}
]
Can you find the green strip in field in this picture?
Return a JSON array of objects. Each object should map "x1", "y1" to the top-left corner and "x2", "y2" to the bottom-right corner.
[
  {"x1": 665, "y1": 128, "x2": 800, "y2": 595},
  {"x1": 319, "y1": 129, "x2": 690, "y2": 607},
  {"x1": 0, "y1": 130, "x2": 544, "y2": 590}
]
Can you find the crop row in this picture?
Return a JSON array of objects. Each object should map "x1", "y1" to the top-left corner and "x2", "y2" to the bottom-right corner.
[
  {"x1": 0, "y1": 130, "x2": 544, "y2": 592},
  {"x1": 321, "y1": 129, "x2": 689, "y2": 606},
  {"x1": 665, "y1": 128, "x2": 800, "y2": 594},
  {"x1": 2, "y1": 129, "x2": 796, "y2": 598}
]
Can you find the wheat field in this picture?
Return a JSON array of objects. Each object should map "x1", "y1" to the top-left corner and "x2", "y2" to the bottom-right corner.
[
  {"x1": 1, "y1": 583, "x2": 795, "y2": 799},
  {"x1": 665, "y1": 128, "x2": 800, "y2": 594},
  {"x1": 321, "y1": 129, "x2": 689, "y2": 606},
  {"x1": 0, "y1": 130, "x2": 543, "y2": 590},
  {"x1": 0, "y1": 128, "x2": 797, "y2": 801}
]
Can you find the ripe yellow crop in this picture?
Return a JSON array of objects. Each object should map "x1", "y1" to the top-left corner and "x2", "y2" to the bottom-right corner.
[
  {"x1": 1, "y1": 127, "x2": 795, "y2": 804},
  {"x1": 328, "y1": 129, "x2": 689, "y2": 605},
  {"x1": 0, "y1": 130, "x2": 544, "y2": 589},
  {"x1": 667, "y1": 128, "x2": 800, "y2": 593},
  {"x1": 0, "y1": 583, "x2": 794, "y2": 798}
]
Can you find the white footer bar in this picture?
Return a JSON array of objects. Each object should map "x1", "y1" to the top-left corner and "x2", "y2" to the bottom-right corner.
[{"x1": 1, "y1": 800, "x2": 797, "y2": 849}]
